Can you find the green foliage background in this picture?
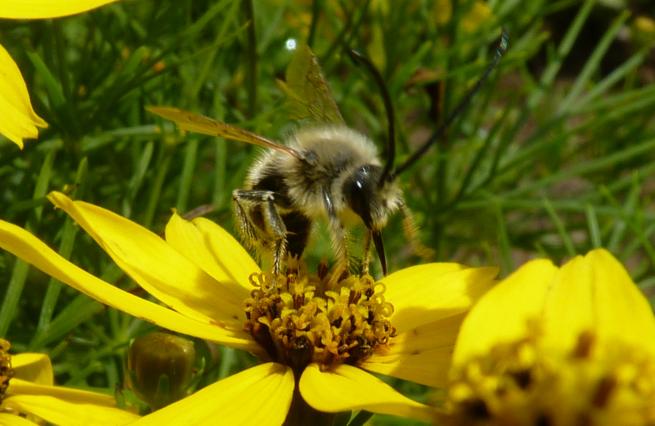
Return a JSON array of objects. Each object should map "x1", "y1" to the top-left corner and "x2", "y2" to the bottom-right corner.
[{"x1": 1, "y1": 0, "x2": 654, "y2": 424}]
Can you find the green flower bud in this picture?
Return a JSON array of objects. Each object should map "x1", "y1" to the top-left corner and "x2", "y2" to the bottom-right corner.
[{"x1": 127, "y1": 332, "x2": 196, "y2": 409}]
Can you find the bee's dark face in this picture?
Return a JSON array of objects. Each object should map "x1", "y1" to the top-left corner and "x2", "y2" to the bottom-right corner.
[
  {"x1": 342, "y1": 164, "x2": 383, "y2": 229},
  {"x1": 343, "y1": 164, "x2": 402, "y2": 274}
]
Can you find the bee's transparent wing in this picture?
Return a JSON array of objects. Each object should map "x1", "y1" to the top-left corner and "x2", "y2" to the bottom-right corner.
[
  {"x1": 277, "y1": 45, "x2": 345, "y2": 126},
  {"x1": 147, "y1": 106, "x2": 303, "y2": 159}
]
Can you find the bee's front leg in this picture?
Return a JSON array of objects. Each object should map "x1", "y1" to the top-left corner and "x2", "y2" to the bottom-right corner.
[
  {"x1": 232, "y1": 189, "x2": 287, "y2": 276},
  {"x1": 322, "y1": 189, "x2": 349, "y2": 276},
  {"x1": 361, "y1": 231, "x2": 372, "y2": 276}
]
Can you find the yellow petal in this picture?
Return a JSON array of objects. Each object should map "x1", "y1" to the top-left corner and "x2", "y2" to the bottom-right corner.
[
  {"x1": 0, "y1": 0, "x2": 118, "y2": 19},
  {"x1": 382, "y1": 263, "x2": 497, "y2": 332},
  {"x1": 164, "y1": 213, "x2": 257, "y2": 296},
  {"x1": 8, "y1": 378, "x2": 115, "y2": 405},
  {"x1": 361, "y1": 313, "x2": 464, "y2": 388},
  {"x1": 0, "y1": 43, "x2": 47, "y2": 149},
  {"x1": 299, "y1": 364, "x2": 433, "y2": 422},
  {"x1": 6, "y1": 378, "x2": 139, "y2": 425},
  {"x1": 133, "y1": 363, "x2": 294, "y2": 426},
  {"x1": 11, "y1": 353, "x2": 53, "y2": 385},
  {"x1": 0, "y1": 219, "x2": 258, "y2": 351},
  {"x1": 48, "y1": 191, "x2": 245, "y2": 329},
  {"x1": 0, "y1": 412, "x2": 39, "y2": 425},
  {"x1": 4, "y1": 395, "x2": 137, "y2": 425},
  {"x1": 452, "y1": 259, "x2": 558, "y2": 366},
  {"x1": 543, "y1": 248, "x2": 655, "y2": 355}
]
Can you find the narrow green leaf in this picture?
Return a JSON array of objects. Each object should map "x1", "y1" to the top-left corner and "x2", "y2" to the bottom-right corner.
[
  {"x1": 543, "y1": 197, "x2": 576, "y2": 257},
  {"x1": 584, "y1": 204, "x2": 602, "y2": 248},
  {"x1": 177, "y1": 139, "x2": 198, "y2": 213},
  {"x1": 493, "y1": 201, "x2": 513, "y2": 275},
  {"x1": 558, "y1": 10, "x2": 630, "y2": 113},
  {"x1": 0, "y1": 260, "x2": 30, "y2": 337}
]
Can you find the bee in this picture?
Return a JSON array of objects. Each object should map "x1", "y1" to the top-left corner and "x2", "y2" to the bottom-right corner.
[{"x1": 148, "y1": 31, "x2": 508, "y2": 276}]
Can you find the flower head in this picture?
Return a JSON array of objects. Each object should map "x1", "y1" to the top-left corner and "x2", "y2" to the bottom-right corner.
[
  {"x1": 0, "y1": 192, "x2": 497, "y2": 424},
  {"x1": 243, "y1": 262, "x2": 397, "y2": 371},
  {"x1": 0, "y1": 0, "x2": 118, "y2": 148},
  {"x1": 441, "y1": 249, "x2": 655, "y2": 426},
  {"x1": 0, "y1": 338, "x2": 138, "y2": 425}
]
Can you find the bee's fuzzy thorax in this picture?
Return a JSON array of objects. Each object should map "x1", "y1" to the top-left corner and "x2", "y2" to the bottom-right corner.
[
  {"x1": 238, "y1": 124, "x2": 404, "y2": 271},
  {"x1": 247, "y1": 126, "x2": 387, "y2": 220}
]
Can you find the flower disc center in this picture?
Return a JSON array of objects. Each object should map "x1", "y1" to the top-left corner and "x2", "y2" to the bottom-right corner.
[
  {"x1": 444, "y1": 330, "x2": 655, "y2": 426},
  {"x1": 243, "y1": 264, "x2": 396, "y2": 372},
  {"x1": 0, "y1": 339, "x2": 13, "y2": 403}
]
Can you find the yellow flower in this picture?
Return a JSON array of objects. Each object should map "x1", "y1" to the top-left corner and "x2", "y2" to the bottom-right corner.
[
  {"x1": 461, "y1": 1, "x2": 492, "y2": 33},
  {"x1": 432, "y1": 0, "x2": 493, "y2": 31},
  {"x1": 633, "y1": 15, "x2": 655, "y2": 48},
  {"x1": 0, "y1": 192, "x2": 497, "y2": 424},
  {"x1": 0, "y1": 0, "x2": 118, "y2": 148},
  {"x1": 0, "y1": 44, "x2": 47, "y2": 149},
  {"x1": 0, "y1": 338, "x2": 138, "y2": 425},
  {"x1": 442, "y1": 249, "x2": 655, "y2": 426}
]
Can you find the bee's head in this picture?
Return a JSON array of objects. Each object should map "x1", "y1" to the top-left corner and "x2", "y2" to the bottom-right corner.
[{"x1": 343, "y1": 164, "x2": 403, "y2": 274}]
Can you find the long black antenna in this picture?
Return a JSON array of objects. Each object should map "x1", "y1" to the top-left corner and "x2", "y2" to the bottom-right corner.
[
  {"x1": 393, "y1": 29, "x2": 509, "y2": 177},
  {"x1": 347, "y1": 49, "x2": 396, "y2": 186}
]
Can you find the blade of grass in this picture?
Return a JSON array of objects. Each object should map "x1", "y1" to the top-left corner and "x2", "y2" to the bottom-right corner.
[
  {"x1": 543, "y1": 196, "x2": 576, "y2": 257},
  {"x1": 176, "y1": 139, "x2": 198, "y2": 213},
  {"x1": 493, "y1": 200, "x2": 513, "y2": 275},
  {"x1": 123, "y1": 141, "x2": 154, "y2": 218},
  {"x1": 501, "y1": 137, "x2": 655, "y2": 198},
  {"x1": 576, "y1": 48, "x2": 648, "y2": 109},
  {"x1": 0, "y1": 261, "x2": 30, "y2": 337},
  {"x1": 32, "y1": 158, "x2": 88, "y2": 346},
  {"x1": 584, "y1": 204, "x2": 601, "y2": 248},
  {"x1": 557, "y1": 10, "x2": 630, "y2": 114},
  {"x1": 0, "y1": 149, "x2": 57, "y2": 336},
  {"x1": 143, "y1": 145, "x2": 173, "y2": 228},
  {"x1": 527, "y1": 0, "x2": 595, "y2": 109},
  {"x1": 33, "y1": 149, "x2": 56, "y2": 221},
  {"x1": 242, "y1": 0, "x2": 258, "y2": 118}
]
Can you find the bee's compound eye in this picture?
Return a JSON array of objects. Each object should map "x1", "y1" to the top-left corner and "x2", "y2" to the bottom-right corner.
[{"x1": 343, "y1": 165, "x2": 382, "y2": 227}]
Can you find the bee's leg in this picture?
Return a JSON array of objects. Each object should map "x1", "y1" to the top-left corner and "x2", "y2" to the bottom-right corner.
[
  {"x1": 232, "y1": 189, "x2": 288, "y2": 275},
  {"x1": 401, "y1": 205, "x2": 435, "y2": 261},
  {"x1": 322, "y1": 190, "x2": 348, "y2": 275},
  {"x1": 361, "y1": 231, "x2": 372, "y2": 275},
  {"x1": 233, "y1": 198, "x2": 257, "y2": 248}
]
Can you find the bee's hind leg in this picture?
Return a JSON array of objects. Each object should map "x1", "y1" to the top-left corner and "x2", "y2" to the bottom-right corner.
[{"x1": 232, "y1": 189, "x2": 288, "y2": 276}]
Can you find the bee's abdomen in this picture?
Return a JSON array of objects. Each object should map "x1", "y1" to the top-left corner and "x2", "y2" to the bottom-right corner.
[
  {"x1": 249, "y1": 170, "x2": 312, "y2": 257},
  {"x1": 281, "y1": 211, "x2": 312, "y2": 257}
]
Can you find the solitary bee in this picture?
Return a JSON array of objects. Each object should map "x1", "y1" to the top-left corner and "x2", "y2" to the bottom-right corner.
[{"x1": 148, "y1": 31, "x2": 508, "y2": 275}]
